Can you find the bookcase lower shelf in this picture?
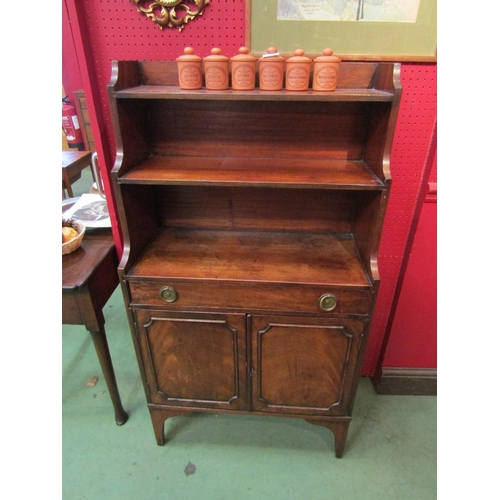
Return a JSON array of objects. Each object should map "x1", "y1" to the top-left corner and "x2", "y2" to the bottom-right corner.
[{"x1": 118, "y1": 156, "x2": 384, "y2": 190}]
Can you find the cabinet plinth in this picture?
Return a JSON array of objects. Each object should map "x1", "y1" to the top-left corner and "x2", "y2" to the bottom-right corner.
[{"x1": 109, "y1": 60, "x2": 401, "y2": 457}]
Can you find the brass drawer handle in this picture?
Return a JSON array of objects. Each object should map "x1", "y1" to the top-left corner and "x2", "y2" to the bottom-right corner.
[
  {"x1": 318, "y1": 293, "x2": 337, "y2": 312},
  {"x1": 159, "y1": 286, "x2": 178, "y2": 303}
]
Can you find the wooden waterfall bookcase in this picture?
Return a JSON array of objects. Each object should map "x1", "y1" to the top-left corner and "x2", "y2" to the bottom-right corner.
[{"x1": 108, "y1": 61, "x2": 401, "y2": 457}]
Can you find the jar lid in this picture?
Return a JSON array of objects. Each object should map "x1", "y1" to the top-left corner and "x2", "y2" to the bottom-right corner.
[
  {"x1": 314, "y1": 48, "x2": 341, "y2": 63},
  {"x1": 204, "y1": 48, "x2": 228, "y2": 62},
  {"x1": 258, "y1": 46, "x2": 284, "y2": 62},
  {"x1": 231, "y1": 47, "x2": 257, "y2": 62},
  {"x1": 176, "y1": 47, "x2": 202, "y2": 62},
  {"x1": 287, "y1": 49, "x2": 311, "y2": 63}
]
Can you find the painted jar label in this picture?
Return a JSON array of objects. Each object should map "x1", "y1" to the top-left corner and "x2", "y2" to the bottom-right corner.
[
  {"x1": 260, "y1": 65, "x2": 282, "y2": 88},
  {"x1": 179, "y1": 64, "x2": 202, "y2": 88},
  {"x1": 287, "y1": 66, "x2": 309, "y2": 89},
  {"x1": 206, "y1": 65, "x2": 228, "y2": 89},
  {"x1": 233, "y1": 63, "x2": 255, "y2": 88},
  {"x1": 315, "y1": 66, "x2": 338, "y2": 90}
]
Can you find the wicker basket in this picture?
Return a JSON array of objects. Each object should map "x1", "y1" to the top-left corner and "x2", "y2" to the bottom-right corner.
[{"x1": 62, "y1": 221, "x2": 86, "y2": 255}]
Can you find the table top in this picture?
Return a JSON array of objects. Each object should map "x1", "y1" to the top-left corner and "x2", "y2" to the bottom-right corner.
[
  {"x1": 62, "y1": 150, "x2": 92, "y2": 170},
  {"x1": 62, "y1": 229, "x2": 116, "y2": 290}
]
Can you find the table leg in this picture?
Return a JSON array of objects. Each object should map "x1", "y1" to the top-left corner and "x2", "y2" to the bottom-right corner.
[
  {"x1": 90, "y1": 328, "x2": 129, "y2": 425},
  {"x1": 62, "y1": 172, "x2": 74, "y2": 198}
]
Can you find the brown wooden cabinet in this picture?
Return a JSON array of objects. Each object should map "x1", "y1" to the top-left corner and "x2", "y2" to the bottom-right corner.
[{"x1": 108, "y1": 60, "x2": 401, "y2": 457}]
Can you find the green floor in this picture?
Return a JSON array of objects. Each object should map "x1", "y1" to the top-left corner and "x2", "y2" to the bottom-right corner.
[{"x1": 62, "y1": 167, "x2": 437, "y2": 499}]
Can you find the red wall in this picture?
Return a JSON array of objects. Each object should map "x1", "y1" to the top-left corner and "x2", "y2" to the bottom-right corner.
[
  {"x1": 62, "y1": 0, "x2": 437, "y2": 376},
  {"x1": 62, "y1": 0, "x2": 83, "y2": 100},
  {"x1": 382, "y1": 146, "x2": 437, "y2": 369}
]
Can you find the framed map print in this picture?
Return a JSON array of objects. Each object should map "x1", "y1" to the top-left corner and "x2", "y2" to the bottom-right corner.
[{"x1": 246, "y1": 0, "x2": 436, "y2": 61}]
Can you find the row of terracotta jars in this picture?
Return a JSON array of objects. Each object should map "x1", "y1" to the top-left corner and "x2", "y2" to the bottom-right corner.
[{"x1": 176, "y1": 47, "x2": 341, "y2": 92}]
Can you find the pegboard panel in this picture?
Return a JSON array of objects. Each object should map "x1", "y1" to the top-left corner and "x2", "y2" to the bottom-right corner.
[
  {"x1": 77, "y1": 0, "x2": 247, "y2": 167},
  {"x1": 83, "y1": 0, "x2": 246, "y2": 61},
  {"x1": 66, "y1": 1, "x2": 437, "y2": 376},
  {"x1": 364, "y1": 63, "x2": 437, "y2": 375}
]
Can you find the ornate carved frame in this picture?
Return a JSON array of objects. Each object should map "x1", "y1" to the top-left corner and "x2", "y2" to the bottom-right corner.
[{"x1": 134, "y1": 0, "x2": 210, "y2": 31}]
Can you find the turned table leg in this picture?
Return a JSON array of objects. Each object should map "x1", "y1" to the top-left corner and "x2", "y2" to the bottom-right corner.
[
  {"x1": 90, "y1": 329, "x2": 129, "y2": 426},
  {"x1": 306, "y1": 419, "x2": 351, "y2": 458}
]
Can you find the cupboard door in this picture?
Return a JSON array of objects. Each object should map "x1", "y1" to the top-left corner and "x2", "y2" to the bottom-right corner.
[
  {"x1": 135, "y1": 310, "x2": 248, "y2": 410},
  {"x1": 250, "y1": 315, "x2": 367, "y2": 416}
]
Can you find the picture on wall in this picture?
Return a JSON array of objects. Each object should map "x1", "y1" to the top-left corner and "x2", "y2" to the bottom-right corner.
[
  {"x1": 247, "y1": 0, "x2": 436, "y2": 61},
  {"x1": 277, "y1": 0, "x2": 422, "y2": 22}
]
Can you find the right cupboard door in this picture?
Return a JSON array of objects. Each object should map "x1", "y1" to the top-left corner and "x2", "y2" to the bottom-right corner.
[{"x1": 250, "y1": 315, "x2": 367, "y2": 416}]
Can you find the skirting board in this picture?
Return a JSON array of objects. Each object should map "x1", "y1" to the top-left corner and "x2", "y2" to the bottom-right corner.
[{"x1": 372, "y1": 368, "x2": 437, "y2": 396}]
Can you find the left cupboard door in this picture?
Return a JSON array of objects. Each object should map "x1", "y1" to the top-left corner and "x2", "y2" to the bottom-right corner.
[{"x1": 134, "y1": 310, "x2": 249, "y2": 411}]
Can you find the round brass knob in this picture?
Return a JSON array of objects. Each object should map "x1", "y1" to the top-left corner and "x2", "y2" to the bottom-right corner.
[
  {"x1": 318, "y1": 293, "x2": 337, "y2": 312},
  {"x1": 159, "y1": 286, "x2": 178, "y2": 303}
]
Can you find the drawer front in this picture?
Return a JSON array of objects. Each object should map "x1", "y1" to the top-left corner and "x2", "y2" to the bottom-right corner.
[{"x1": 128, "y1": 280, "x2": 371, "y2": 315}]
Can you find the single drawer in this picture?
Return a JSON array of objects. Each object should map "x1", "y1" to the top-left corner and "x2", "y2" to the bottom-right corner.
[{"x1": 127, "y1": 279, "x2": 372, "y2": 315}]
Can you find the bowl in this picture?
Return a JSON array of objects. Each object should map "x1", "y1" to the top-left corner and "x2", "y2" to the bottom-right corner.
[{"x1": 62, "y1": 221, "x2": 86, "y2": 255}]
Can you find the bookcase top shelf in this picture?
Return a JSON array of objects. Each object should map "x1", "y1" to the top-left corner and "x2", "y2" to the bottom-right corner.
[
  {"x1": 109, "y1": 60, "x2": 401, "y2": 102},
  {"x1": 115, "y1": 85, "x2": 395, "y2": 102}
]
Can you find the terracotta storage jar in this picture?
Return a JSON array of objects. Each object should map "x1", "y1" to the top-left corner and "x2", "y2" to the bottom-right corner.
[
  {"x1": 285, "y1": 49, "x2": 311, "y2": 91},
  {"x1": 230, "y1": 47, "x2": 257, "y2": 90},
  {"x1": 176, "y1": 47, "x2": 202, "y2": 90},
  {"x1": 313, "y1": 48, "x2": 341, "y2": 92},
  {"x1": 258, "y1": 47, "x2": 285, "y2": 91},
  {"x1": 203, "y1": 48, "x2": 229, "y2": 90}
]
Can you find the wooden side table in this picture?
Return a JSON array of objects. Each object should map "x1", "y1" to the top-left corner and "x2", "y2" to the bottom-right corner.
[
  {"x1": 62, "y1": 228, "x2": 128, "y2": 425},
  {"x1": 62, "y1": 150, "x2": 93, "y2": 198}
]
